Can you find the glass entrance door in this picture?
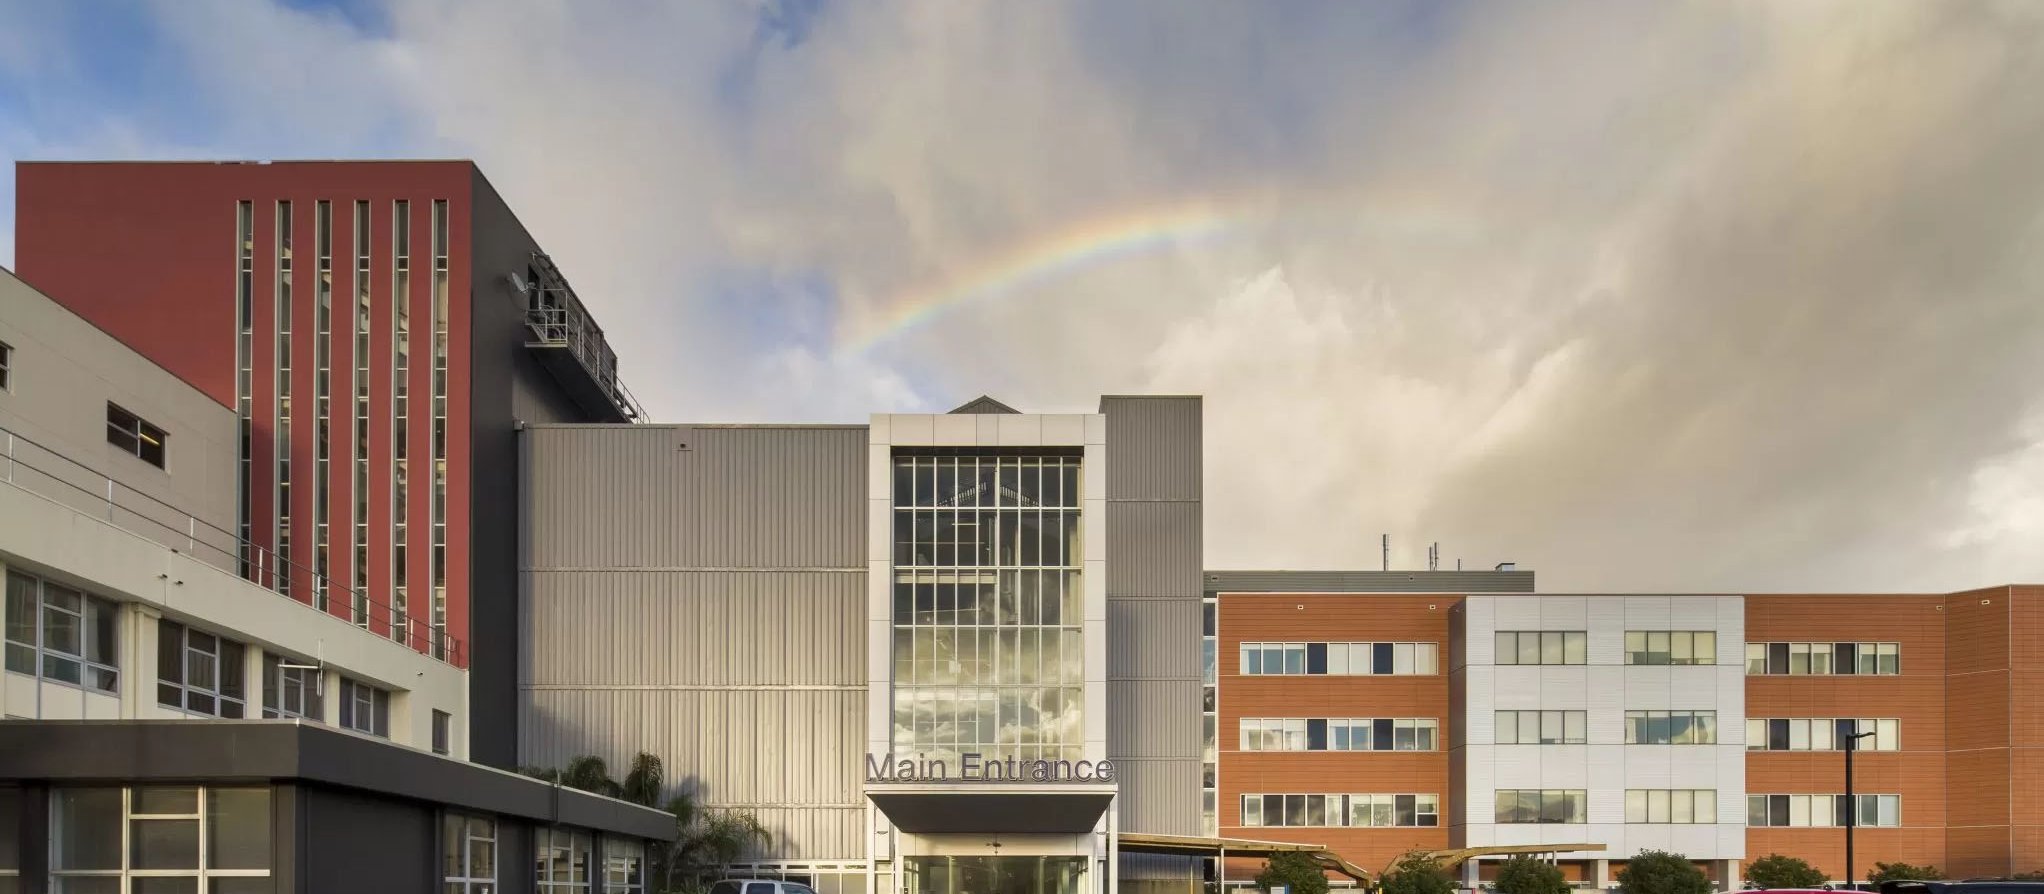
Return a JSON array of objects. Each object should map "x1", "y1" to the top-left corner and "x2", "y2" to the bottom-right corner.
[{"x1": 906, "y1": 856, "x2": 1087, "y2": 894}]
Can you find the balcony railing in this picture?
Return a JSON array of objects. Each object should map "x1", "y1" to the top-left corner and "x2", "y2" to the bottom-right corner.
[
  {"x1": 0, "y1": 424, "x2": 462, "y2": 664},
  {"x1": 522, "y1": 252, "x2": 645, "y2": 422}
]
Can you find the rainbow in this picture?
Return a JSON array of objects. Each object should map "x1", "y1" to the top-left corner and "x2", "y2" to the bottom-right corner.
[{"x1": 841, "y1": 198, "x2": 1251, "y2": 352}]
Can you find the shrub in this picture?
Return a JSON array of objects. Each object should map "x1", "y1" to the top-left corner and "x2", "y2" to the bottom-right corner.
[
  {"x1": 1868, "y1": 862, "x2": 1942, "y2": 884},
  {"x1": 1747, "y1": 854, "x2": 1827, "y2": 889},
  {"x1": 1493, "y1": 855, "x2": 1570, "y2": 894},
  {"x1": 1255, "y1": 851, "x2": 1331, "y2": 894},
  {"x1": 1378, "y1": 852, "x2": 1455, "y2": 894},
  {"x1": 1617, "y1": 851, "x2": 1711, "y2": 894}
]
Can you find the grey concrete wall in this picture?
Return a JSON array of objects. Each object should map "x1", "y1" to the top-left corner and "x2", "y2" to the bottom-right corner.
[
  {"x1": 1099, "y1": 396, "x2": 1203, "y2": 835},
  {"x1": 0, "y1": 267, "x2": 239, "y2": 564},
  {"x1": 520, "y1": 423, "x2": 869, "y2": 860},
  {"x1": 466, "y1": 169, "x2": 599, "y2": 767}
]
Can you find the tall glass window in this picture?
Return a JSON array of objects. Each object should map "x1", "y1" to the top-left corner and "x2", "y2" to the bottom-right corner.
[
  {"x1": 430, "y1": 199, "x2": 450, "y2": 658},
  {"x1": 52, "y1": 786, "x2": 272, "y2": 891},
  {"x1": 314, "y1": 199, "x2": 333, "y2": 613},
  {"x1": 351, "y1": 200, "x2": 372, "y2": 626},
  {"x1": 275, "y1": 200, "x2": 293, "y2": 598},
  {"x1": 535, "y1": 827, "x2": 592, "y2": 893},
  {"x1": 157, "y1": 620, "x2": 247, "y2": 718},
  {"x1": 444, "y1": 813, "x2": 498, "y2": 893},
  {"x1": 890, "y1": 454, "x2": 1083, "y2": 765},
  {"x1": 1201, "y1": 596, "x2": 1217, "y2": 836},
  {"x1": 234, "y1": 201, "x2": 255, "y2": 582},
  {"x1": 391, "y1": 199, "x2": 411, "y2": 646}
]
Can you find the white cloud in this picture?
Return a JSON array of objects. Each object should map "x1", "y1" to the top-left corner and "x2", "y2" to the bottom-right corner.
[{"x1": 9, "y1": 0, "x2": 2044, "y2": 590}]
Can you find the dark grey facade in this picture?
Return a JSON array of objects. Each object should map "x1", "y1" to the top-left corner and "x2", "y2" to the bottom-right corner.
[{"x1": 0, "y1": 720, "x2": 672, "y2": 894}]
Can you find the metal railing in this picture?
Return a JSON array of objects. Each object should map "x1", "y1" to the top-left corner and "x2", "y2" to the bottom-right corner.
[
  {"x1": 521, "y1": 252, "x2": 646, "y2": 421},
  {"x1": 0, "y1": 423, "x2": 463, "y2": 664}
]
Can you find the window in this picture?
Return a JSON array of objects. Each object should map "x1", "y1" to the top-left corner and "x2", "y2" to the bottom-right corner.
[
  {"x1": 106, "y1": 403, "x2": 168, "y2": 468},
  {"x1": 1494, "y1": 790, "x2": 1587, "y2": 824},
  {"x1": 1624, "y1": 710, "x2": 1719, "y2": 744},
  {"x1": 1495, "y1": 710, "x2": 1587, "y2": 744},
  {"x1": 1625, "y1": 789, "x2": 1718, "y2": 823},
  {"x1": 52, "y1": 786, "x2": 271, "y2": 890},
  {"x1": 1745, "y1": 718, "x2": 1900, "y2": 752},
  {"x1": 339, "y1": 677, "x2": 390, "y2": 737},
  {"x1": 1201, "y1": 597, "x2": 1217, "y2": 836},
  {"x1": 444, "y1": 812, "x2": 497, "y2": 893},
  {"x1": 1746, "y1": 642, "x2": 1900, "y2": 675},
  {"x1": 0, "y1": 340, "x2": 11, "y2": 390},
  {"x1": 604, "y1": 837, "x2": 646, "y2": 894},
  {"x1": 1239, "y1": 642, "x2": 1438, "y2": 676},
  {"x1": 433, "y1": 709, "x2": 452, "y2": 755},
  {"x1": 1494, "y1": 631, "x2": 1587, "y2": 665},
  {"x1": 5, "y1": 570, "x2": 119, "y2": 692},
  {"x1": 157, "y1": 619, "x2": 246, "y2": 717},
  {"x1": 1241, "y1": 718, "x2": 1438, "y2": 751},
  {"x1": 1747, "y1": 794, "x2": 1900, "y2": 827},
  {"x1": 1625, "y1": 630, "x2": 1717, "y2": 665},
  {"x1": 535, "y1": 827, "x2": 593, "y2": 893},
  {"x1": 261, "y1": 653, "x2": 323, "y2": 721},
  {"x1": 1240, "y1": 793, "x2": 1437, "y2": 828}
]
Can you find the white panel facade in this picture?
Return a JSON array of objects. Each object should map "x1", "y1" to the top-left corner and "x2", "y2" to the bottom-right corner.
[{"x1": 1454, "y1": 594, "x2": 1746, "y2": 861}]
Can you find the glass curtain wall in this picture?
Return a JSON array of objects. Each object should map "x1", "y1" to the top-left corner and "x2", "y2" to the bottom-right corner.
[
  {"x1": 907, "y1": 856, "x2": 1087, "y2": 894},
  {"x1": 891, "y1": 454, "x2": 1083, "y2": 765}
]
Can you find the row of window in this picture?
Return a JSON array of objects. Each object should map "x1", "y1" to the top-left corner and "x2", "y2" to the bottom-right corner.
[
  {"x1": 1747, "y1": 718, "x2": 1900, "y2": 752},
  {"x1": 50, "y1": 786, "x2": 272, "y2": 888},
  {"x1": 891, "y1": 571, "x2": 1083, "y2": 628},
  {"x1": 1238, "y1": 642, "x2": 1440, "y2": 676},
  {"x1": 1747, "y1": 642, "x2": 1900, "y2": 675},
  {"x1": 1495, "y1": 789, "x2": 1587, "y2": 824},
  {"x1": 1238, "y1": 717, "x2": 1439, "y2": 752},
  {"x1": 1498, "y1": 629, "x2": 1718, "y2": 666},
  {"x1": 1625, "y1": 630, "x2": 1718, "y2": 665},
  {"x1": 892, "y1": 509, "x2": 1083, "y2": 569},
  {"x1": 1624, "y1": 789, "x2": 1719, "y2": 824},
  {"x1": 453, "y1": 815, "x2": 647, "y2": 894},
  {"x1": 1748, "y1": 794, "x2": 1901, "y2": 827},
  {"x1": 893, "y1": 455, "x2": 1082, "y2": 509},
  {"x1": 1623, "y1": 710, "x2": 1719, "y2": 745},
  {"x1": 5, "y1": 570, "x2": 119, "y2": 692},
  {"x1": 1496, "y1": 710, "x2": 1586, "y2": 744},
  {"x1": 1239, "y1": 793, "x2": 1440, "y2": 828}
]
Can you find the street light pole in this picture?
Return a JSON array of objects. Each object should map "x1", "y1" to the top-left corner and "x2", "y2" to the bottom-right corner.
[{"x1": 1845, "y1": 730, "x2": 1876, "y2": 890}]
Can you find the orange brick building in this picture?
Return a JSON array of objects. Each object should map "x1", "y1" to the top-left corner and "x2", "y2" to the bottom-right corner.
[{"x1": 1203, "y1": 573, "x2": 2044, "y2": 887}]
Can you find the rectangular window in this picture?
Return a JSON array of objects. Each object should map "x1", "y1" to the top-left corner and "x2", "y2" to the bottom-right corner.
[
  {"x1": 1242, "y1": 793, "x2": 1437, "y2": 827},
  {"x1": 52, "y1": 786, "x2": 271, "y2": 889},
  {"x1": 338, "y1": 677, "x2": 391, "y2": 737},
  {"x1": 429, "y1": 198, "x2": 449, "y2": 659},
  {"x1": 1240, "y1": 718, "x2": 1438, "y2": 751},
  {"x1": 535, "y1": 827, "x2": 593, "y2": 892},
  {"x1": 235, "y1": 200, "x2": 255, "y2": 581},
  {"x1": 1625, "y1": 790, "x2": 1718, "y2": 823},
  {"x1": 351, "y1": 199, "x2": 372, "y2": 626},
  {"x1": 106, "y1": 403, "x2": 168, "y2": 468},
  {"x1": 1494, "y1": 790, "x2": 1587, "y2": 824},
  {"x1": 313, "y1": 199, "x2": 333, "y2": 613},
  {"x1": 156, "y1": 619, "x2": 245, "y2": 717},
  {"x1": 1623, "y1": 710, "x2": 1719, "y2": 745},
  {"x1": 274, "y1": 199, "x2": 294, "y2": 599},
  {"x1": 1495, "y1": 710, "x2": 1588, "y2": 744},
  {"x1": 392, "y1": 198, "x2": 412, "y2": 648},
  {"x1": 1239, "y1": 641, "x2": 1436, "y2": 675},
  {"x1": 1746, "y1": 718, "x2": 1901, "y2": 751},
  {"x1": 1494, "y1": 631, "x2": 1587, "y2": 665},
  {"x1": 0, "y1": 340, "x2": 11, "y2": 389},
  {"x1": 1746, "y1": 642, "x2": 1900, "y2": 675},
  {"x1": 5, "y1": 570, "x2": 120, "y2": 693},
  {"x1": 1626, "y1": 630, "x2": 1716, "y2": 665},
  {"x1": 604, "y1": 837, "x2": 646, "y2": 894},
  {"x1": 433, "y1": 709, "x2": 452, "y2": 755},
  {"x1": 445, "y1": 812, "x2": 498, "y2": 892},
  {"x1": 260, "y1": 653, "x2": 324, "y2": 721},
  {"x1": 1747, "y1": 794, "x2": 1900, "y2": 827}
]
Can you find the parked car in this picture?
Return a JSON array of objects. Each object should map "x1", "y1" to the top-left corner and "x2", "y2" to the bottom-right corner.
[{"x1": 712, "y1": 879, "x2": 821, "y2": 894}]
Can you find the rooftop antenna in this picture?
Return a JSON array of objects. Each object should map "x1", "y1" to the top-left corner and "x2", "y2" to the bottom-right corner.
[
  {"x1": 1429, "y1": 542, "x2": 1439, "y2": 572},
  {"x1": 1457, "y1": 559, "x2": 1462, "y2": 571},
  {"x1": 1381, "y1": 534, "x2": 1389, "y2": 572}
]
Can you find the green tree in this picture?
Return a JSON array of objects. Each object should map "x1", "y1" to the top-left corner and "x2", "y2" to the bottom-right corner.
[
  {"x1": 1747, "y1": 854, "x2": 1827, "y2": 889},
  {"x1": 522, "y1": 753, "x2": 773, "y2": 894},
  {"x1": 1377, "y1": 852, "x2": 1454, "y2": 894},
  {"x1": 1617, "y1": 851, "x2": 1711, "y2": 894},
  {"x1": 1254, "y1": 851, "x2": 1331, "y2": 894},
  {"x1": 1493, "y1": 856, "x2": 1570, "y2": 894},
  {"x1": 1868, "y1": 862, "x2": 1942, "y2": 885}
]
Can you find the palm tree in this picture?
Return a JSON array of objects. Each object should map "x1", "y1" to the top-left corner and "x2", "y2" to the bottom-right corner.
[
  {"x1": 621, "y1": 752, "x2": 665, "y2": 808},
  {"x1": 523, "y1": 753, "x2": 773, "y2": 893},
  {"x1": 560, "y1": 755, "x2": 623, "y2": 798}
]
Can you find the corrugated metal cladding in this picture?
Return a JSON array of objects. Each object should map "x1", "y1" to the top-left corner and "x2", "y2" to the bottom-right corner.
[
  {"x1": 1100, "y1": 397, "x2": 1203, "y2": 836},
  {"x1": 522, "y1": 425, "x2": 868, "y2": 569},
  {"x1": 1101, "y1": 396, "x2": 1202, "y2": 501},
  {"x1": 520, "y1": 424, "x2": 869, "y2": 861},
  {"x1": 1203, "y1": 569, "x2": 1537, "y2": 594},
  {"x1": 1120, "y1": 854, "x2": 1201, "y2": 882},
  {"x1": 1105, "y1": 503, "x2": 1203, "y2": 599},
  {"x1": 524, "y1": 572, "x2": 863, "y2": 686}
]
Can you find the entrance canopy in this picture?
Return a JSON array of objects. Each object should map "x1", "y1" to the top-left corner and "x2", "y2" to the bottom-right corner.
[{"x1": 867, "y1": 783, "x2": 1116, "y2": 834}]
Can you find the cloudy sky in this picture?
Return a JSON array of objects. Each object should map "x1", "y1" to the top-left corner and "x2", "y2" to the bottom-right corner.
[{"x1": 3, "y1": 0, "x2": 2042, "y2": 592}]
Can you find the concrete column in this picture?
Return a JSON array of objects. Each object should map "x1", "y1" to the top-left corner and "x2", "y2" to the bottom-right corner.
[
  {"x1": 320, "y1": 667, "x2": 342, "y2": 726},
  {"x1": 1594, "y1": 860, "x2": 1610, "y2": 890},
  {"x1": 1463, "y1": 859, "x2": 1481, "y2": 890},
  {"x1": 123, "y1": 601, "x2": 163, "y2": 718},
  {"x1": 243, "y1": 644, "x2": 264, "y2": 717}
]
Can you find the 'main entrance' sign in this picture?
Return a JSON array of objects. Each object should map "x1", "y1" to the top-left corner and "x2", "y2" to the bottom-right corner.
[{"x1": 866, "y1": 753, "x2": 1117, "y2": 783}]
